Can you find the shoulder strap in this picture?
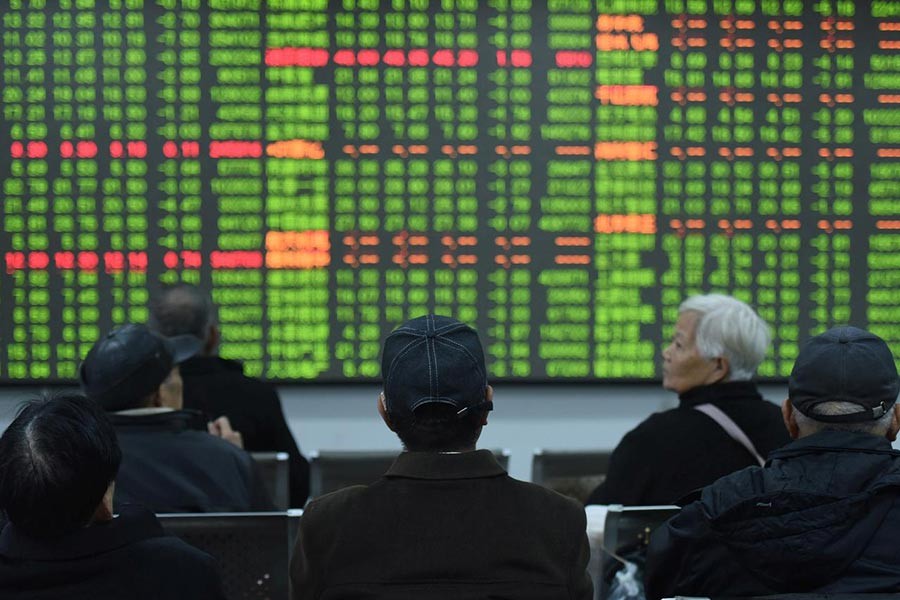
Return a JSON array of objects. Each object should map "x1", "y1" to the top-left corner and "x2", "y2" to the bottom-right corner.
[{"x1": 694, "y1": 403, "x2": 766, "y2": 466}]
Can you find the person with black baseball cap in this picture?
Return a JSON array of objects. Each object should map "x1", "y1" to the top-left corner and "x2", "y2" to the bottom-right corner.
[
  {"x1": 646, "y1": 326, "x2": 900, "y2": 599},
  {"x1": 80, "y1": 324, "x2": 270, "y2": 513},
  {"x1": 290, "y1": 315, "x2": 593, "y2": 600}
]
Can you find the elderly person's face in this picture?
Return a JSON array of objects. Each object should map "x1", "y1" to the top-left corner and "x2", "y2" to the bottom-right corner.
[{"x1": 662, "y1": 311, "x2": 725, "y2": 394}]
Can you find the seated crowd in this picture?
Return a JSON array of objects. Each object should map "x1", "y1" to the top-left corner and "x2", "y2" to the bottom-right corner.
[{"x1": 0, "y1": 288, "x2": 898, "y2": 600}]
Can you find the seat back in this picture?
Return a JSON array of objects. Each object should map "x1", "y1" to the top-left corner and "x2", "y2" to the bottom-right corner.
[
  {"x1": 603, "y1": 504, "x2": 680, "y2": 557},
  {"x1": 158, "y1": 510, "x2": 302, "y2": 600},
  {"x1": 250, "y1": 451, "x2": 290, "y2": 509},
  {"x1": 309, "y1": 449, "x2": 512, "y2": 499},
  {"x1": 309, "y1": 450, "x2": 398, "y2": 499},
  {"x1": 599, "y1": 505, "x2": 680, "y2": 600},
  {"x1": 531, "y1": 449, "x2": 612, "y2": 503}
]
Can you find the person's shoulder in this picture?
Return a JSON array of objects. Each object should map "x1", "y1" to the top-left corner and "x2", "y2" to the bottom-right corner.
[
  {"x1": 185, "y1": 357, "x2": 274, "y2": 389},
  {"x1": 179, "y1": 429, "x2": 255, "y2": 467},
  {"x1": 305, "y1": 485, "x2": 369, "y2": 512},
  {"x1": 216, "y1": 359, "x2": 282, "y2": 403},
  {"x1": 620, "y1": 407, "x2": 702, "y2": 443},
  {"x1": 299, "y1": 485, "x2": 369, "y2": 528},
  {"x1": 698, "y1": 462, "x2": 769, "y2": 513},
  {"x1": 131, "y1": 536, "x2": 223, "y2": 595},
  {"x1": 607, "y1": 407, "x2": 713, "y2": 471},
  {"x1": 215, "y1": 358, "x2": 274, "y2": 387},
  {"x1": 134, "y1": 534, "x2": 216, "y2": 568},
  {"x1": 501, "y1": 477, "x2": 587, "y2": 519}
]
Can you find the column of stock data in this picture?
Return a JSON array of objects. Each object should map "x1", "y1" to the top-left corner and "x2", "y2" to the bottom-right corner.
[{"x1": 1, "y1": 0, "x2": 899, "y2": 382}]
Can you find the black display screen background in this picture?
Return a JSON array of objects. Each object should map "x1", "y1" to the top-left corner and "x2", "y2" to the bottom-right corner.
[{"x1": 1, "y1": 0, "x2": 899, "y2": 383}]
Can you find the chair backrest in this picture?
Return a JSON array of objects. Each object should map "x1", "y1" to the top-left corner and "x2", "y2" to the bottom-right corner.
[
  {"x1": 158, "y1": 511, "x2": 302, "y2": 600},
  {"x1": 250, "y1": 451, "x2": 290, "y2": 510},
  {"x1": 531, "y1": 449, "x2": 612, "y2": 503},
  {"x1": 309, "y1": 449, "x2": 512, "y2": 499},
  {"x1": 600, "y1": 505, "x2": 680, "y2": 600},
  {"x1": 603, "y1": 504, "x2": 680, "y2": 557}
]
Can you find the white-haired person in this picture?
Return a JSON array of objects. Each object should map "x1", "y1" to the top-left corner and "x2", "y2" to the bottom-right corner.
[{"x1": 586, "y1": 294, "x2": 790, "y2": 506}]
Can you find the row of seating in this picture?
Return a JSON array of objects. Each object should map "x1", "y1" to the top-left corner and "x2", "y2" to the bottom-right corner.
[
  {"x1": 158, "y1": 506, "x2": 656, "y2": 600},
  {"x1": 255, "y1": 449, "x2": 613, "y2": 508},
  {"x1": 232, "y1": 449, "x2": 613, "y2": 599},
  {"x1": 162, "y1": 507, "x2": 900, "y2": 600}
]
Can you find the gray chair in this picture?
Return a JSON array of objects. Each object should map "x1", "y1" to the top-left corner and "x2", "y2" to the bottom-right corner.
[
  {"x1": 309, "y1": 449, "x2": 511, "y2": 499},
  {"x1": 531, "y1": 449, "x2": 612, "y2": 503},
  {"x1": 250, "y1": 451, "x2": 290, "y2": 510},
  {"x1": 158, "y1": 511, "x2": 302, "y2": 600}
]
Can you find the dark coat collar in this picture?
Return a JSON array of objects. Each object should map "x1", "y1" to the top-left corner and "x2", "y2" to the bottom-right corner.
[
  {"x1": 179, "y1": 355, "x2": 244, "y2": 376},
  {"x1": 678, "y1": 381, "x2": 763, "y2": 408},
  {"x1": 385, "y1": 449, "x2": 507, "y2": 480},
  {"x1": 0, "y1": 506, "x2": 161, "y2": 561},
  {"x1": 770, "y1": 429, "x2": 900, "y2": 461},
  {"x1": 108, "y1": 409, "x2": 207, "y2": 432}
]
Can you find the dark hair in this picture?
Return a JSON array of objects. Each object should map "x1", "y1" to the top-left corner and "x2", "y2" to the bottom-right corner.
[
  {"x1": 0, "y1": 394, "x2": 122, "y2": 539},
  {"x1": 149, "y1": 283, "x2": 216, "y2": 339},
  {"x1": 393, "y1": 403, "x2": 485, "y2": 452}
]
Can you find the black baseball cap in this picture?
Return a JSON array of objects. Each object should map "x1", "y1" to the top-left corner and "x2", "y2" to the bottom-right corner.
[
  {"x1": 79, "y1": 324, "x2": 202, "y2": 411},
  {"x1": 381, "y1": 315, "x2": 491, "y2": 421},
  {"x1": 789, "y1": 326, "x2": 900, "y2": 423}
]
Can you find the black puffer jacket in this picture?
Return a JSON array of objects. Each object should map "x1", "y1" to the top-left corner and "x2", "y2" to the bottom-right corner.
[{"x1": 645, "y1": 431, "x2": 900, "y2": 600}]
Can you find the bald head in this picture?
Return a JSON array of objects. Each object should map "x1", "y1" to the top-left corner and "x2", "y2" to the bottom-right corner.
[{"x1": 149, "y1": 284, "x2": 217, "y2": 353}]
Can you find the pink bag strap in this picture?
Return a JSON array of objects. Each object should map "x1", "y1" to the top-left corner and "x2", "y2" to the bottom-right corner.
[{"x1": 694, "y1": 403, "x2": 766, "y2": 467}]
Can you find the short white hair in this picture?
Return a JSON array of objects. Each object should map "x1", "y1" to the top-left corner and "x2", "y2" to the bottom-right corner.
[
  {"x1": 794, "y1": 401, "x2": 894, "y2": 437},
  {"x1": 679, "y1": 294, "x2": 771, "y2": 381}
]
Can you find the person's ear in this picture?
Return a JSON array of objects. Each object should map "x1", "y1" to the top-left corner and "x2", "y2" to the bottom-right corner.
[
  {"x1": 148, "y1": 389, "x2": 164, "y2": 408},
  {"x1": 377, "y1": 392, "x2": 395, "y2": 432},
  {"x1": 712, "y1": 356, "x2": 730, "y2": 383},
  {"x1": 205, "y1": 324, "x2": 220, "y2": 355},
  {"x1": 91, "y1": 482, "x2": 115, "y2": 524},
  {"x1": 886, "y1": 404, "x2": 900, "y2": 442},
  {"x1": 782, "y1": 398, "x2": 800, "y2": 439},
  {"x1": 481, "y1": 385, "x2": 493, "y2": 427}
]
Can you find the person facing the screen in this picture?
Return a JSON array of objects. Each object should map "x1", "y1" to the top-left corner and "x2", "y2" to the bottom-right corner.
[
  {"x1": 290, "y1": 315, "x2": 593, "y2": 600},
  {"x1": 645, "y1": 326, "x2": 900, "y2": 598},
  {"x1": 149, "y1": 283, "x2": 311, "y2": 507},
  {"x1": 0, "y1": 393, "x2": 226, "y2": 600},
  {"x1": 79, "y1": 323, "x2": 270, "y2": 512},
  {"x1": 586, "y1": 293, "x2": 790, "y2": 505}
]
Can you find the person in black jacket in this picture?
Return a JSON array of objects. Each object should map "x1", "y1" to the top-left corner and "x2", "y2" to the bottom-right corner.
[
  {"x1": 149, "y1": 283, "x2": 310, "y2": 506},
  {"x1": 586, "y1": 294, "x2": 790, "y2": 506},
  {"x1": 645, "y1": 326, "x2": 900, "y2": 599},
  {"x1": 80, "y1": 323, "x2": 271, "y2": 512},
  {"x1": 0, "y1": 394, "x2": 226, "y2": 600},
  {"x1": 290, "y1": 315, "x2": 593, "y2": 600}
]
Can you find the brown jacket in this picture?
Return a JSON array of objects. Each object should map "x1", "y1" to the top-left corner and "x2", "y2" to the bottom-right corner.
[{"x1": 290, "y1": 450, "x2": 592, "y2": 600}]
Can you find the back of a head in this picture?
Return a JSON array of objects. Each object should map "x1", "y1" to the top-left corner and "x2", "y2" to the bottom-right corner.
[
  {"x1": 149, "y1": 283, "x2": 216, "y2": 339},
  {"x1": 789, "y1": 326, "x2": 900, "y2": 436},
  {"x1": 679, "y1": 294, "x2": 771, "y2": 380},
  {"x1": 79, "y1": 323, "x2": 201, "y2": 411},
  {"x1": 381, "y1": 315, "x2": 492, "y2": 452},
  {"x1": 0, "y1": 394, "x2": 121, "y2": 539}
]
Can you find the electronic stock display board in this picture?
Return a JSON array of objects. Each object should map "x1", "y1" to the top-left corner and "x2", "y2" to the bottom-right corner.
[{"x1": 1, "y1": 0, "x2": 900, "y2": 382}]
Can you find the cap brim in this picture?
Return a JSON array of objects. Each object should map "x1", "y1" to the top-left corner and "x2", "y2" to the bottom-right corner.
[{"x1": 165, "y1": 334, "x2": 203, "y2": 364}]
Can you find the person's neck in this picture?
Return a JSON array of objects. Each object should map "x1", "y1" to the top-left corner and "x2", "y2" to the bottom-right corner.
[{"x1": 678, "y1": 380, "x2": 760, "y2": 406}]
